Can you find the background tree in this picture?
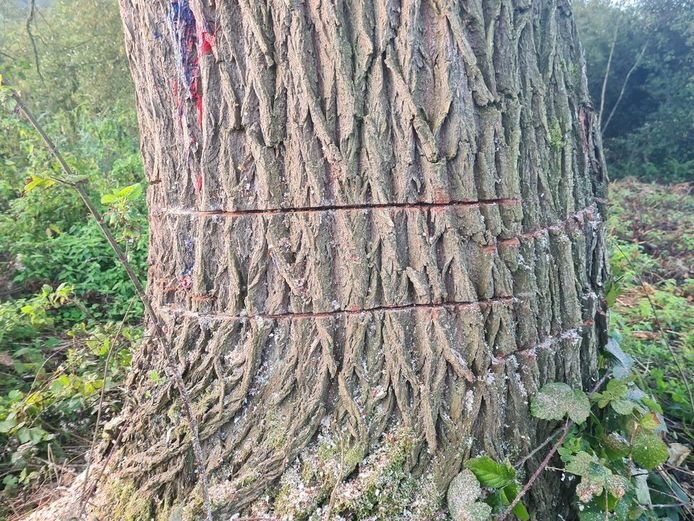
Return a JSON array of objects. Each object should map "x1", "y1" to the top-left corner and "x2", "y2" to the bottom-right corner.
[{"x1": 574, "y1": 0, "x2": 694, "y2": 182}]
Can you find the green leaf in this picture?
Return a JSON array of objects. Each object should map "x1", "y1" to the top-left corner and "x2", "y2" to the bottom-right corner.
[
  {"x1": 531, "y1": 383, "x2": 591, "y2": 424},
  {"x1": 2, "y1": 474, "x2": 18, "y2": 491},
  {"x1": 605, "y1": 474, "x2": 630, "y2": 500},
  {"x1": 100, "y1": 193, "x2": 118, "y2": 204},
  {"x1": 577, "y1": 503, "x2": 606, "y2": 521},
  {"x1": 576, "y1": 480, "x2": 604, "y2": 503},
  {"x1": 633, "y1": 473, "x2": 651, "y2": 507},
  {"x1": 0, "y1": 417, "x2": 17, "y2": 433},
  {"x1": 500, "y1": 483, "x2": 530, "y2": 521},
  {"x1": 17, "y1": 426, "x2": 45, "y2": 445},
  {"x1": 24, "y1": 176, "x2": 55, "y2": 194},
  {"x1": 640, "y1": 396, "x2": 662, "y2": 414},
  {"x1": 465, "y1": 456, "x2": 516, "y2": 489},
  {"x1": 611, "y1": 399, "x2": 637, "y2": 415},
  {"x1": 631, "y1": 431, "x2": 668, "y2": 470},
  {"x1": 565, "y1": 451, "x2": 599, "y2": 477},
  {"x1": 512, "y1": 501, "x2": 530, "y2": 521},
  {"x1": 595, "y1": 379, "x2": 629, "y2": 408},
  {"x1": 605, "y1": 339, "x2": 634, "y2": 379},
  {"x1": 116, "y1": 182, "x2": 142, "y2": 200},
  {"x1": 639, "y1": 412, "x2": 661, "y2": 431}
]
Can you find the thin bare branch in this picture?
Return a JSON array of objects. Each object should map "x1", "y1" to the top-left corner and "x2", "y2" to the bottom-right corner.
[
  {"x1": 25, "y1": 0, "x2": 45, "y2": 84},
  {"x1": 602, "y1": 41, "x2": 648, "y2": 135},
  {"x1": 499, "y1": 373, "x2": 610, "y2": 521},
  {"x1": 7, "y1": 90, "x2": 214, "y2": 521},
  {"x1": 598, "y1": 23, "x2": 619, "y2": 130},
  {"x1": 78, "y1": 296, "x2": 136, "y2": 517}
]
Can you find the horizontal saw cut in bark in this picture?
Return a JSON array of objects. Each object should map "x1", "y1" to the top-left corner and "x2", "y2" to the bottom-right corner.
[{"x1": 27, "y1": 0, "x2": 612, "y2": 519}]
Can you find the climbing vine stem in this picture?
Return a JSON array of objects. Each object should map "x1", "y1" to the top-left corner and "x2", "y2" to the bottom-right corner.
[{"x1": 498, "y1": 372, "x2": 610, "y2": 521}]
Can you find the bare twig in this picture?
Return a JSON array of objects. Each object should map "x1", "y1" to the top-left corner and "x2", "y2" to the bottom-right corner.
[
  {"x1": 77, "y1": 296, "x2": 136, "y2": 516},
  {"x1": 25, "y1": 0, "x2": 45, "y2": 84},
  {"x1": 602, "y1": 41, "x2": 648, "y2": 135},
  {"x1": 514, "y1": 428, "x2": 562, "y2": 470},
  {"x1": 499, "y1": 373, "x2": 610, "y2": 521},
  {"x1": 598, "y1": 23, "x2": 618, "y2": 130},
  {"x1": 7, "y1": 90, "x2": 213, "y2": 521}
]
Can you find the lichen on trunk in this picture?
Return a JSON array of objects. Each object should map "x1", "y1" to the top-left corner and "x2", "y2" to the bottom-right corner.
[{"x1": 64, "y1": 0, "x2": 610, "y2": 519}]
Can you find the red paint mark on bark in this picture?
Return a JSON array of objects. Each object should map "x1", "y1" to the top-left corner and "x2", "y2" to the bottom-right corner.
[{"x1": 200, "y1": 31, "x2": 215, "y2": 55}]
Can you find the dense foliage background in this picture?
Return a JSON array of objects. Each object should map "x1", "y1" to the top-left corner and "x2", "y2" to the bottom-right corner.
[
  {"x1": 0, "y1": 0, "x2": 691, "y2": 518},
  {"x1": 575, "y1": 0, "x2": 694, "y2": 182}
]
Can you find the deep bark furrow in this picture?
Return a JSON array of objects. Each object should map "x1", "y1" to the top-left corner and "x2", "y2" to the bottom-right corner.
[{"x1": 147, "y1": 204, "x2": 601, "y2": 320}]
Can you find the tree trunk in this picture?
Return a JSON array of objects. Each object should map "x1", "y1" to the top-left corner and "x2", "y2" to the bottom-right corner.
[{"x1": 92, "y1": 0, "x2": 608, "y2": 519}]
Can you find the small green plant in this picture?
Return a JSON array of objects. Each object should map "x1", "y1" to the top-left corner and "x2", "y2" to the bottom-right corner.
[
  {"x1": 0, "y1": 286, "x2": 139, "y2": 503},
  {"x1": 533, "y1": 341, "x2": 687, "y2": 519},
  {"x1": 608, "y1": 181, "x2": 693, "y2": 433},
  {"x1": 455, "y1": 338, "x2": 690, "y2": 520},
  {"x1": 465, "y1": 457, "x2": 530, "y2": 520},
  {"x1": 549, "y1": 119, "x2": 565, "y2": 150}
]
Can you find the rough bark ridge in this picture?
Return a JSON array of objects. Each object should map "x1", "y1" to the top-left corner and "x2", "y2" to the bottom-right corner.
[{"x1": 106, "y1": 0, "x2": 608, "y2": 518}]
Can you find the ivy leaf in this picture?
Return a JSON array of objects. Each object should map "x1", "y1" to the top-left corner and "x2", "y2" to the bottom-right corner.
[
  {"x1": 465, "y1": 456, "x2": 516, "y2": 489},
  {"x1": 631, "y1": 431, "x2": 668, "y2": 470},
  {"x1": 531, "y1": 383, "x2": 591, "y2": 424}
]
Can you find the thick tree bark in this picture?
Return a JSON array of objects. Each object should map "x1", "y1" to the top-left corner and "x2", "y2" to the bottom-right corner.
[{"x1": 60, "y1": 0, "x2": 608, "y2": 519}]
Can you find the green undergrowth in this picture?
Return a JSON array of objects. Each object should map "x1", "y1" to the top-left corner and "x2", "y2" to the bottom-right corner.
[
  {"x1": 608, "y1": 181, "x2": 693, "y2": 444},
  {"x1": 454, "y1": 339, "x2": 691, "y2": 519},
  {"x1": 0, "y1": 1, "x2": 147, "y2": 513}
]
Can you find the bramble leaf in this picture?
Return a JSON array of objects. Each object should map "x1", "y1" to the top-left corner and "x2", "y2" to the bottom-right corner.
[
  {"x1": 595, "y1": 379, "x2": 628, "y2": 409},
  {"x1": 639, "y1": 412, "x2": 661, "y2": 431},
  {"x1": 447, "y1": 469, "x2": 492, "y2": 521},
  {"x1": 531, "y1": 383, "x2": 591, "y2": 424},
  {"x1": 632, "y1": 431, "x2": 668, "y2": 470}
]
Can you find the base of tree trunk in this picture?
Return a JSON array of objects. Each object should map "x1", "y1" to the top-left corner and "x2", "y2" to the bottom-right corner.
[{"x1": 21, "y1": 0, "x2": 612, "y2": 518}]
